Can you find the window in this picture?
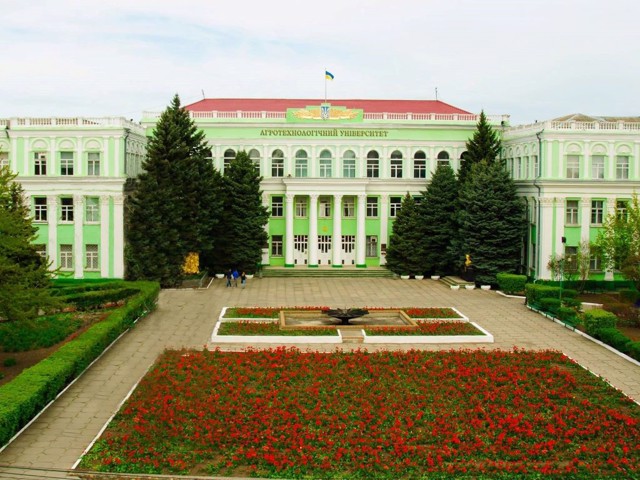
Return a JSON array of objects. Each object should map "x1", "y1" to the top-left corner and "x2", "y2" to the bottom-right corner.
[
  {"x1": 87, "y1": 152, "x2": 100, "y2": 176},
  {"x1": 366, "y1": 235, "x2": 378, "y2": 257},
  {"x1": 34, "y1": 244, "x2": 47, "y2": 258},
  {"x1": 60, "y1": 244, "x2": 73, "y2": 269},
  {"x1": 295, "y1": 197, "x2": 307, "y2": 217},
  {"x1": 437, "y1": 151, "x2": 450, "y2": 168},
  {"x1": 514, "y1": 158, "x2": 521, "y2": 179},
  {"x1": 223, "y1": 149, "x2": 236, "y2": 171},
  {"x1": 590, "y1": 251, "x2": 602, "y2": 271},
  {"x1": 591, "y1": 200, "x2": 604, "y2": 225},
  {"x1": 521, "y1": 157, "x2": 528, "y2": 179},
  {"x1": 60, "y1": 152, "x2": 74, "y2": 176},
  {"x1": 390, "y1": 196, "x2": 402, "y2": 217},
  {"x1": 342, "y1": 150, "x2": 356, "y2": 178},
  {"x1": 564, "y1": 246, "x2": 578, "y2": 270},
  {"x1": 319, "y1": 197, "x2": 331, "y2": 218},
  {"x1": 343, "y1": 197, "x2": 354, "y2": 218},
  {"x1": 532, "y1": 155, "x2": 539, "y2": 177},
  {"x1": 0, "y1": 152, "x2": 8, "y2": 170},
  {"x1": 85, "y1": 197, "x2": 99, "y2": 222},
  {"x1": 413, "y1": 151, "x2": 426, "y2": 178},
  {"x1": 390, "y1": 150, "x2": 403, "y2": 178},
  {"x1": 271, "y1": 196, "x2": 283, "y2": 217},
  {"x1": 591, "y1": 155, "x2": 605, "y2": 179},
  {"x1": 616, "y1": 155, "x2": 629, "y2": 180},
  {"x1": 34, "y1": 152, "x2": 47, "y2": 175},
  {"x1": 271, "y1": 149, "x2": 284, "y2": 177},
  {"x1": 34, "y1": 197, "x2": 47, "y2": 222},
  {"x1": 319, "y1": 149, "x2": 332, "y2": 178},
  {"x1": 295, "y1": 150, "x2": 308, "y2": 177},
  {"x1": 271, "y1": 235, "x2": 283, "y2": 256},
  {"x1": 366, "y1": 196, "x2": 378, "y2": 217},
  {"x1": 61, "y1": 197, "x2": 74, "y2": 222},
  {"x1": 249, "y1": 149, "x2": 261, "y2": 173},
  {"x1": 366, "y1": 150, "x2": 379, "y2": 178},
  {"x1": 85, "y1": 244, "x2": 99, "y2": 270},
  {"x1": 565, "y1": 200, "x2": 579, "y2": 225},
  {"x1": 566, "y1": 155, "x2": 580, "y2": 179},
  {"x1": 617, "y1": 200, "x2": 629, "y2": 220}
]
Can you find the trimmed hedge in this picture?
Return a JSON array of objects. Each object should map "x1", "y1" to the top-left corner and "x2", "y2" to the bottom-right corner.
[
  {"x1": 0, "y1": 281, "x2": 159, "y2": 447},
  {"x1": 496, "y1": 273, "x2": 527, "y2": 295},
  {"x1": 0, "y1": 314, "x2": 83, "y2": 352},
  {"x1": 539, "y1": 297, "x2": 561, "y2": 316},
  {"x1": 535, "y1": 279, "x2": 634, "y2": 293},
  {"x1": 60, "y1": 287, "x2": 140, "y2": 311},
  {"x1": 526, "y1": 284, "x2": 577, "y2": 306},
  {"x1": 51, "y1": 281, "x2": 126, "y2": 297},
  {"x1": 582, "y1": 309, "x2": 618, "y2": 336},
  {"x1": 619, "y1": 288, "x2": 640, "y2": 304}
]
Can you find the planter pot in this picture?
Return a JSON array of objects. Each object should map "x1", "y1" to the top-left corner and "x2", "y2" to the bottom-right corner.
[
  {"x1": 450, "y1": 285, "x2": 460, "y2": 290},
  {"x1": 400, "y1": 275, "x2": 410, "y2": 280},
  {"x1": 246, "y1": 274, "x2": 254, "y2": 279},
  {"x1": 431, "y1": 275, "x2": 440, "y2": 280},
  {"x1": 415, "y1": 275, "x2": 424, "y2": 280},
  {"x1": 480, "y1": 285, "x2": 491, "y2": 290},
  {"x1": 465, "y1": 285, "x2": 476, "y2": 290},
  {"x1": 215, "y1": 273, "x2": 225, "y2": 279}
]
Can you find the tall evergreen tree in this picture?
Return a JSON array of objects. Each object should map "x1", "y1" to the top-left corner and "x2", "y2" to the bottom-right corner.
[
  {"x1": 385, "y1": 193, "x2": 422, "y2": 275},
  {"x1": 416, "y1": 165, "x2": 459, "y2": 275},
  {"x1": 458, "y1": 160, "x2": 526, "y2": 285},
  {"x1": 0, "y1": 167, "x2": 58, "y2": 321},
  {"x1": 125, "y1": 95, "x2": 221, "y2": 287},
  {"x1": 458, "y1": 110, "x2": 502, "y2": 185},
  {"x1": 212, "y1": 151, "x2": 269, "y2": 273}
]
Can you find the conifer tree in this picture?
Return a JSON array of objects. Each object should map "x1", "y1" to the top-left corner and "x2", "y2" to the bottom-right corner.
[
  {"x1": 125, "y1": 95, "x2": 221, "y2": 286},
  {"x1": 385, "y1": 193, "x2": 421, "y2": 275},
  {"x1": 0, "y1": 167, "x2": 58, "y2": 321},
  {"x1": 212, "y1": 151, "x2": 269, "y2": 273},
  {"x1": 458, "y1": 110, "x2": 502, "y2": 185},
  {"x1": 458, "y1": 160, "x2": 526, "y2": 285},
  {"x1": 416, "y1": 165, "x2": 459, "y2": 275}
]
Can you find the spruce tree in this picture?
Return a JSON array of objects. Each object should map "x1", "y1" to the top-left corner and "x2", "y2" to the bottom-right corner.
[
  {"x1": 125, "y1": 94, "x2": 221, "y2": 287},
  {"x1": 212, "y1": 151, "x2": 269, "y2": 273},
  {"x1": 458, "y1": 160, "x2": 526, "y2": 285},
  {"x1": 0, "y1": 167, "x2": 58, "y2": 321},
  {"x1": 385, "y1": 193, "x2": 421, "y2": 275},
  {"x1": 416, "y1": 165, "x2": 459, "y2": 275},
  {"x1": 458, "y1": 110, "x2": 502, "y2": 185}
]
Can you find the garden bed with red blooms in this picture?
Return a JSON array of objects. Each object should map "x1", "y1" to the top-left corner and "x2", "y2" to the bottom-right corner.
[
  {"x1": 218, "y1": 321, "x2": 339, "y2": 336},
  {"x1": 365, "y1": 320, "x2": 483, "y2": 336},
  {"x1": 402, "y1": 307, "x2": 463, "y2": 318},
  {"x1": 78, "y1": 348, "x2": 640, "y2": 479},
  {"x1": 223, "y1": 306, "x2": 330, "y2": 319}
]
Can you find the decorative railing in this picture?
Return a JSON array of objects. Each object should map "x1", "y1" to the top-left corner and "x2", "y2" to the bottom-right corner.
[
  {"x1": 0, "y1": 117, "x2": 145, "y2": 134},
  {"x1": 508, "y1": 120, "x2": 640, "y2": 134}
]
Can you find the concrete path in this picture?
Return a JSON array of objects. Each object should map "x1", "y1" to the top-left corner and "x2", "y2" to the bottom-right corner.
[{"x1": 0, "y1": 277, "x2": 638, "y2": 478}]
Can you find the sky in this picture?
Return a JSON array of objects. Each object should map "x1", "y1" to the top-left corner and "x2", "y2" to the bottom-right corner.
[{"x1": 2, "y1": 0, "x2": 639, "y2": 125}]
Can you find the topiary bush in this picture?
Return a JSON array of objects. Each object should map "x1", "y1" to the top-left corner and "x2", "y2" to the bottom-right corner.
[
  {"x1": 539, "y1": 297, "x2": 561, "y2": 316},
  {"x1": 496, "y1": 273, "x2": 527, "y2": 294},
  {"x1": 525, "y1": 284, "x2": 562, "y2": 306},
  {"x1": 582, "y1": 309, "x2": 618, "y2": 336}
]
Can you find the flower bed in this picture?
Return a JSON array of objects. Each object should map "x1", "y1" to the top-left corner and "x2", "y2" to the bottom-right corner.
[
  {"x1": 403, "y1": 307, "x2": 462, "y2": 319},
  {"x1": 79, "y1": 348, "x2": 639, "y2": 478},
  {"x1": 218, "y1": 321, "x2": 338, "y2": 336},
  {"x1": 223, "y1": 306, "x2": 463, "y2": 320},
  {"x1": 365, "y1": 320, "x2": 483, "y2": 336}
]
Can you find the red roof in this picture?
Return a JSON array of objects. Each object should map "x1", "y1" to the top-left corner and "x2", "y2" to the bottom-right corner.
[{"x1": 185, "y1": 98, "x2": 472, "y2": 115}]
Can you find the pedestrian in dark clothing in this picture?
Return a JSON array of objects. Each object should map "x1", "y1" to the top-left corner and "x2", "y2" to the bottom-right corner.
[
  {"x1": 241, "y1": 271, "x2": 247, "y2": 289},
  {"x1": 226, "y1": 269, "x2": 232, "y2": 287},
  {"x1": 232, "y1": 269, "x2": 239, "y2": 287}
]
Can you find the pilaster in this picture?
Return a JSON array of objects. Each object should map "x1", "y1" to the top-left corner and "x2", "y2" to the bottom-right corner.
[
  {"x1": 356, "y1": 194, "x2": 366, "y2": 267},
  {"x1": 113, "y1": 195, "x2": 125, "y2": 278},
  {"x1": 73, "y1": 195, "x2": 84, "y2": 278},
  {"x1": 100, "y1": 196, "x2": 110, "y2": 277},
  {"x1": 308, "y1": 194, "x2": 318, "y2": 267},
  {"x1": 285, "y1": 193, "x2": 295, "y2": 267},
  {"x1": 538, "y1": 197, "x2": 555, "y2": 279},
  {"x1": 379, "y1": 194, "x2": 389, "y2": 265},
  {"x1": 332, "y1": 194, "x2": 343, "y2": 267},
  {"x1": 47, "y1": 196, "x2": 58, "y2": 271}
]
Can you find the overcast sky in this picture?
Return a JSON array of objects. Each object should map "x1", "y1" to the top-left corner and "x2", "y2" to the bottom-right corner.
[{"x1": 2, "y1": 0, "x2": 638, "y2": 125}]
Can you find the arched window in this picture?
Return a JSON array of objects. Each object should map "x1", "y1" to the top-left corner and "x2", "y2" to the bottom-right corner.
[
  {"x1": 413, "y1": 150, "x2": 426, "y2": 178},
  {"x1": 390, "y1": 150, "x2": 403, "y2": 178},
  {"x1": 248, "y1": 149, "x2": 261, "y2": 173},
  {"x1": 342, "y1": 150, "x2": 356, "y2": 178},
  {"x1": 366, "y1": 150, "x2": 379, "y2": 178},
  {"x1": 223, "y1": 149, "x2": 236, "y2": 171},
  {"x1": 271, "y1": 149, "x2": 284, "y2": 177},
  {"x1": 319, "y1": 149, "x2": 332, "y2": 178},
  {"x1": 437, "y1": 150, "x2": 450, "y2": 168},
  {"x1": 295, "y1": 149, "x2": 308, "y2": 177}
]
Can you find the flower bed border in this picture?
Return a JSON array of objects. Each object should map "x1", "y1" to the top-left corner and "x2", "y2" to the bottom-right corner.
[{"x1": 363, "y1": 321, "x2": 493, "y2": 344}]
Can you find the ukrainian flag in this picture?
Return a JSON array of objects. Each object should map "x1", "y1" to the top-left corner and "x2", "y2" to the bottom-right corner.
[{"x1": 325, "y1": 70, "x2": 334, "y2": 80}]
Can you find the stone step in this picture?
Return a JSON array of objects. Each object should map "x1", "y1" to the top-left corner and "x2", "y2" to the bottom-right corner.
[
  {"x1": 338, "y1": 328, "x2": 364, "y2": 343},
  {"x1": 440, "y1": 276, "x2": 476, "y2": 287},
  {"x1": 261, "y1": 267, "x2": 394, "y2": 278}
]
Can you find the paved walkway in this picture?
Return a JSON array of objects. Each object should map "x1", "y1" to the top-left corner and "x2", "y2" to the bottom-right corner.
[{"x1": 1, "y1": 277, "x2": 639, "y2": 478}]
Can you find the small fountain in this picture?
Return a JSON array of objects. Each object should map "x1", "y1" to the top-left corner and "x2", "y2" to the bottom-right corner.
[{"x1": 323, "y1": 308, "x2": 369, "y2": 326}]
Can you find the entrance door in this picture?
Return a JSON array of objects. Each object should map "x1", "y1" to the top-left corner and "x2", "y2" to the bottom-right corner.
[
  {"x1": 294, "y1": 235, "x2": 308, "y2": 265},
  {"x1": 342, "y1": 235, "x2": 355, "y2": 265},
  {"x1": 318, "y1": 235, "x2": 332, "y2": 265}
]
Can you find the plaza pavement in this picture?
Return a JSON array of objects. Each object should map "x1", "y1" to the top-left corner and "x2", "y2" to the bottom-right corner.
[{"x1": 0, "y1": 277, "x2": 639, "y2": 479}]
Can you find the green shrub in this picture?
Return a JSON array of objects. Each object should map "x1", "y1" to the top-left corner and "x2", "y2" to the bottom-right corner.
[
  {"x1": 562, "y1": 298, "x2": 582, "y2": 310},
  {"x1": 619, "y1": 288, "x2": 640, "y2": 304},
  {"x1": 562, "y1": 289, "x2": 578, "y2": 299},
  {"x1": 582, "y1": 309, "x2": 618, "y2": 336},
  {"x1": 0, "y1": 314, "x2": 83, "y2": 352},
  {"x1": 51, "y1": 281, "x2": 125, "y2": 297},
  {"x1": 593, "y1": 328, "x2": 632, "y2": 354},
  {"x1": 496, "y1": 273, "x2": 527, "y2": 294},
  {"x1": 626, "y1": 342, "x2": 640, "y2": 361},
  {"x1": 3, "y1": 358, "x2": 17, "y2": 367},
  {"x1": 525, "y1": 284, "x2": 561, "y2": 306},
  {"x1": 539, "y1": 297, "x2": 561, "y2": 315},
  {"x1": 60, "y1": 287, "x2": 140, "y2": 311},
  {"x1": 557, "y1": 307, "x2": 579, "y2": 325}
]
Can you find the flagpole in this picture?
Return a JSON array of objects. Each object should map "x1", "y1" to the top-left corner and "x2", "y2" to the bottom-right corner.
[{"x1": 324, "y1": 67, "x2": 327, "y2": 103}]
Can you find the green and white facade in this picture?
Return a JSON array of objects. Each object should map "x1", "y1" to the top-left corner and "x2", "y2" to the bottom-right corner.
[{"x1": 3, "y1": 100, "x2": 639, "y2": 280}]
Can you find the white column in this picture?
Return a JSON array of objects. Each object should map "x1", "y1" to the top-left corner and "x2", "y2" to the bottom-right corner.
[
  {"x1": 538, "y1": 197, "x2": 555, "y2": 279},
  {"x1": 73, "y1": 195, "x2": 84, "y2": 278},
  {"x1": 47, "y1": 196, "x2": 58, "y2": 271},
  {"x1": 100, "y1": 196, "x2": 110, "y2": 277},
  {"x1": 285, "y1": 193, "x2": 295, "y2": 267},
  {"x1": 308, "y1": 194, "x2": 318, "y2": 267},
  {"x1": 113, "y1": 194, "x2": 125, "y2": 278},
  {"x1": 356, "y1": 194, "x2": 366, "y2": 267},
  {"x1": 580, "y1": 196, "x2": 591, "y2": 242},
  {"x1": 77, "y1": 139, "x2": 84, "y2": 176},
  {"x1": 379, "y1": 194, "x2": 389, "y2": 265},
  {"x1": 556, "y1": 196, "x2": 565, "y2": 252},
  {"x1": 332, "y1": 194, "x2": 343, "y2": 267},
  {"x1": 114, "y1": 136, "x2": 121, "y2": 177},
  {"x1": 103, "y1": 136, "x2": 110, "y2": 176},
  {"x1": 604, "y1": 196, "x2": 617, "y2": 280},
  {"x1": 10, "y1": 136, "x2": 18, "y2": 172}
]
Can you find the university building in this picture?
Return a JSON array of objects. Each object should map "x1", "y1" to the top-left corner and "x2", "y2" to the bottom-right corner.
[{"x1": 2, "y1": 100, "x2": 638, "y2": 280}]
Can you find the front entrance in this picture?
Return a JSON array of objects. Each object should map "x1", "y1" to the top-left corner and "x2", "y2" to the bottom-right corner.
[
  {"x1": 293, "y1": 235, "x2": 308, "y2": 265},
  {"x1": 342, "y1": 235, "x2": 355, "y2": 265},
  {"x1": 318, "y1": 235, "x2": 332, "y2": 265}
]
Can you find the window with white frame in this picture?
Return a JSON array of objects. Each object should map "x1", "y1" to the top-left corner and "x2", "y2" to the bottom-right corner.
[
  {"x1": 565, "y1": 200, "x2": 579, "y2": 225},
  {"x1": 295, "y1": 197, "x2": 307, "y2": 217},
  {"x1": 566, "y1": 155, "x2": 580, "y2": 179},
  {"x1": 342, "y1": 150, "x2": 356, "y2": 178},
  {"x1": 366, "y1": 150, "x2": 379, "y2": 178},
  {"x1": 590, "y1": 251, "x2": 602, "y2": 271},
  {"x1": 34, "y1": 197, "x2": 47, "y2": 222},
  {"x1": 437, "y1": 151, "x2": 450, "y2": 168},
  {"x1": 271, "y1": 149, "x2": 284, "y2": 177},
  {"x1": 522, "y1": 157, "x2": 529, "y2": 179},
  {"x1": 591, "y1": 155, "x2": 605, "y2": 179},
  {"x1": 60, "y1": 197, "x2": 74, "y2": 222},
  {"x1": 0, "y1": 152, "x2": 8, "y2": 170},
  {"x1": 223, "y1": 149, "x2": 235, "y2": 171},
  {"x1": 87, "y1": 152, "x2": 101, "y2": 176},
  {"x1": 390, "y1": 196, "x2": 402, "y2": 217},
  {"x1": 366, "y1": 196, "x2": 378, "y2": 217},
  {"x1": 319, "y1": 150, "x2": 332, "y2": 178},
  {"x1": 616, "y1": 200, "x2": 629, "y2": 220},
  {"x1": 60, "y1": 152, "x2": 74, "y2": 176},
  {"x1": 271, "y1": 235, "x2": 283, "y2": 256},
  {"x1": 532, "y1": 155, "x2": 539, "y2": 177},
  {"x1": 591, "y1": 200, "x2": 604, "y2": 225},
  {"x1": 514, "y1": 158, "x2": 521, "y2": 179},
  {"x1": 413, "y1": 151, "x2": 426, "y2": 178},
  {"x1": 319, "y1": 197, "x2": 331, "y2": 218},
  {"x1": 564, "y1": 246, "x2": 578, "y2": 271},
  {"x1": 343, "y1": 197, "x2": 354, "y2": 217},
  {"x1": 249, "y1": 149, "x2": 261, "y2": 173},
  {"x1": 295, "y1": 150, "x2": 308, "y2": 177},
  {"x1": 60, "y1": 244, "x2": 73, "y2": 269},
  {"x1": 390, "y1": 150, "x2": 403, "y2": 178},
  {"x1": 34, "y1": 244, "x2": 47, "y2": 259},
  {"x1": 85, "y1": 197, "x2": 99, "y2": 222},
  {"x1": 34, "y1": 152, "x2": 47, "y2": 175},
  {"x1": 366, "y1": 235, "x2": 378, "y2": 257},
  {"x1": 616, "y1": 155, "x2": 629, "y2": 179},
  {"x1": 271, "y1": 196, "x2": 283, "y2": 217},
  {"x1": 85, "y1": 244, "x2": 99, "y2": 270}
]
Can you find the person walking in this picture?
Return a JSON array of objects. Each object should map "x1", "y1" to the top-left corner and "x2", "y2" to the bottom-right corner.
[
  {"x1": 241, "y1": 271, "x2": 247, "y2": 289},
  {"x1": 225, "y1": 269, "x2": 232, "y2": 288},
  {"x1": 232, "y1": 269, "x2": 239, "y2": 287}
]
